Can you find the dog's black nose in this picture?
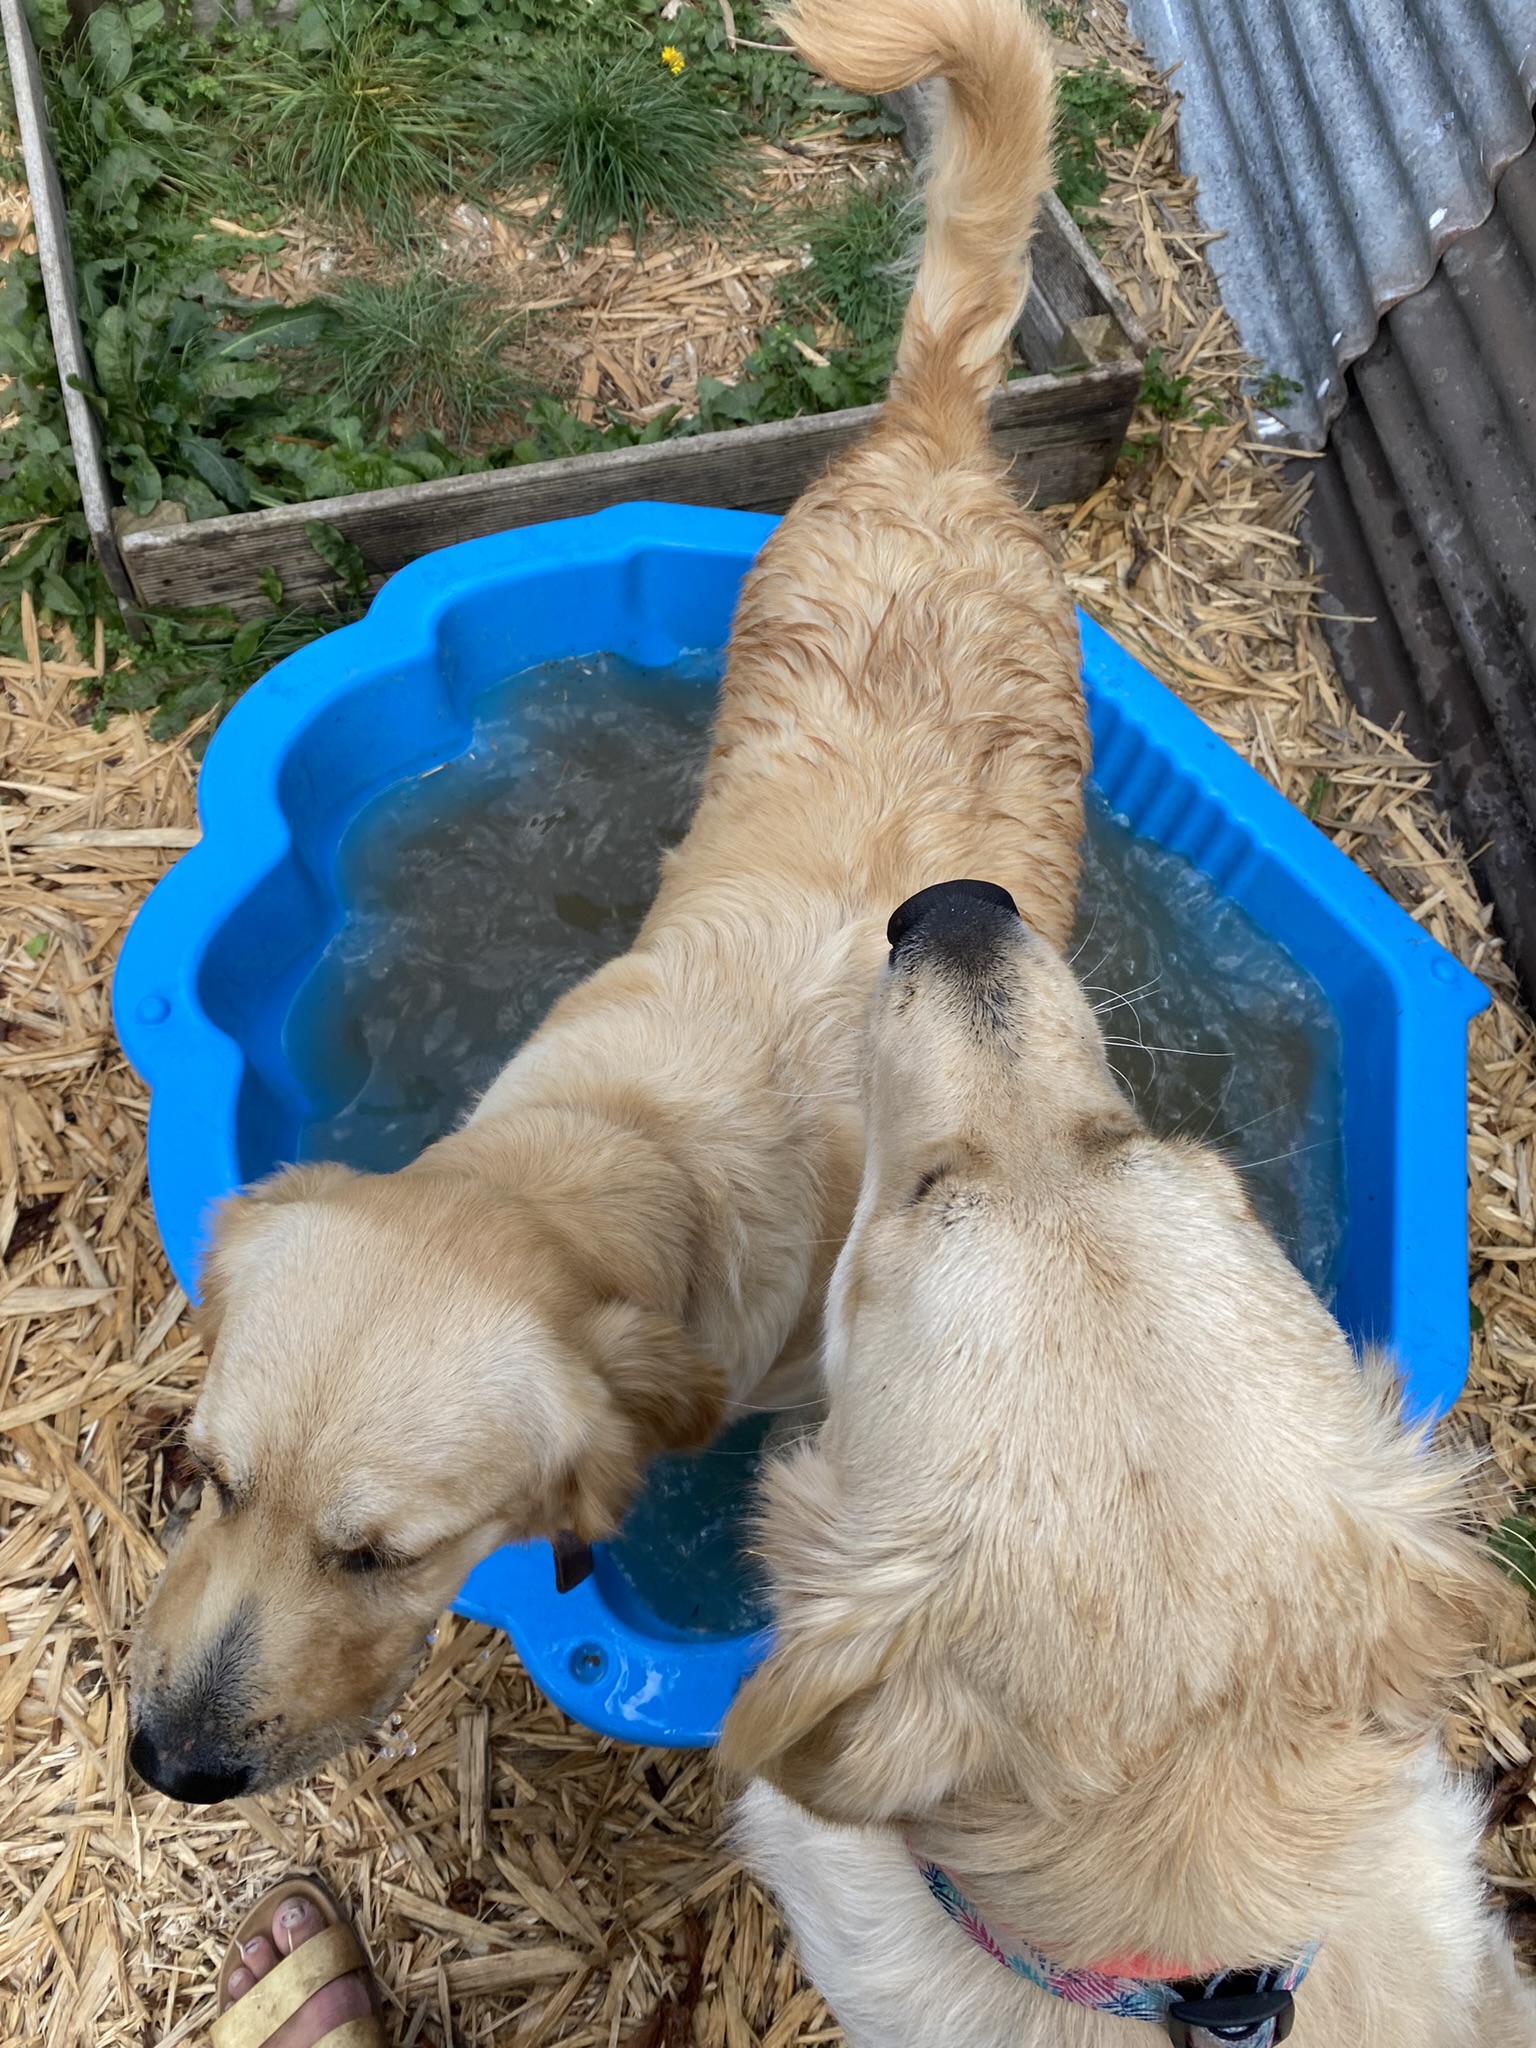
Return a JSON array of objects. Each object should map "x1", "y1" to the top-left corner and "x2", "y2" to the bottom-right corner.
[
  {"x1": 129, "y1": 1724, "x2": 253, "y2": 1805},
  {"x1": 888, "y1": 880, "x2": 1020, "y2": 958}
]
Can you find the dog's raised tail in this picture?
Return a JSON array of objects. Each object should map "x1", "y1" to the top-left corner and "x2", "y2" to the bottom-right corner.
[{"x1": 775, "y1": 0, "x2": 1056, "y2": 436}]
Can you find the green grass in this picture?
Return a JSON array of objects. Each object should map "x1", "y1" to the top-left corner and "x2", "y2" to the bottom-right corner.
[
  {"x1": 316, "y1": 268, "x2": 530, "y2": 444},
  {"x1": 0, "y1": 0, "x2": 912, "y2": 732},
  {"x1": 626, "y1": 0, "x2": 895, "y2": 142},
  {"x1": 227, "y1": 0, "x2": 492, "y2": 240},
  {"x1": 777, "y1": 177, "x2": 917, "y2": 346},
  {"x1": 696, "y1": 322, "x2": 895, "y2": 428},
  {"x1": 40, "y1": 0, "x2": 234, "y2": 231},
  {"x1": 1054, "y1": 60, "x2": 1154, "y2": 221},
  {"x1": 489, "y1": 40, "x2": 742, "y2": 249}
]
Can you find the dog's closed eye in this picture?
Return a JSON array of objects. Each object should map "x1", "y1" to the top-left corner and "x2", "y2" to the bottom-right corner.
[
  {"x1": 908, "y1": 1165, "x2": 951, "y2": 1206},
  {"x1": 184, "y1": 1446, "x2": 239, "y2": 1516},
  {"x1": 330, "y1": 1542, "x2": 419, "y2": 1576}
]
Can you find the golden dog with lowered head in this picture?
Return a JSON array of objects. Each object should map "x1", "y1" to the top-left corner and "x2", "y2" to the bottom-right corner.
[{"x1": 129, "y1": 0, "x2": 1083, "y2": 1798}]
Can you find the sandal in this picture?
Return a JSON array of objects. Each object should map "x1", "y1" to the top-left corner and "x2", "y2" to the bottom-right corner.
[{"x1": 211, "y1": 1872, "x2": 386, "y2": 2048}]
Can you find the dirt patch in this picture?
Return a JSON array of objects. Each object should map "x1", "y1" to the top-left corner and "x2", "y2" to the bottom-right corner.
[{"x1": 218, "y1": 133, "x2": 907, "y2": 438}]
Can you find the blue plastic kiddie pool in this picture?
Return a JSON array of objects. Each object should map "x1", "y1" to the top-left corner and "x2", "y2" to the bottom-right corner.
[{"x1": 114, "y1": 502, "x2": 1487, "y2": 1748}]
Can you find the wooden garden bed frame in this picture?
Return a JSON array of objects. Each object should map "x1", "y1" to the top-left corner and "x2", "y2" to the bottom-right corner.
[{"x1": 1, "y1": 0, "x2": 1147, "y2": 618}]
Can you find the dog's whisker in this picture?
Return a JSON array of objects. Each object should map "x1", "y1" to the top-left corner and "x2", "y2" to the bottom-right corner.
[
  {"x1": 1074, "y1": 940, "x2": 1123, "y2": 990},
  {"x1": 1230, "y1": 1138, "x2": 1338, "y2": 1173},
  {"x1": 1201, "y1": 1099, "x2": 1293, "y2": 1146},
  {"x1": 1088, "y1": 990, "x2": 1153, "y2": 1021},
  {"x1": 1186, "y1": 1071, "x2": 1246, "y2": 1146},
  {"x1": 1066, "y1": 912, "x2": 1104, "y2": 969},
  {"x1": 1085, "y1": 974, "x2": 1163, "y2": 1008},
  {"x1": 1100, "y1": 1037, "x2": 1234, "y2": 1060},
  {"x1": 732, "y1": 1397, "x2": 830, "y2": 1416}
]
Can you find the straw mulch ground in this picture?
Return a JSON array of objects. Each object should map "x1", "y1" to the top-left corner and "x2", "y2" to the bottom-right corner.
[{"x1": 5, "y1": 9, "x2": 1536, "y2": 2046}]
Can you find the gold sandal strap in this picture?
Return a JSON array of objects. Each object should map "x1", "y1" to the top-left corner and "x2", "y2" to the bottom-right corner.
[
  {"x1": 315, "y1": 2020, "x2": 387, "y2": 2048},
  {"x1": 210, "y1": 1923, "x2": 364, "y2": 2048}
]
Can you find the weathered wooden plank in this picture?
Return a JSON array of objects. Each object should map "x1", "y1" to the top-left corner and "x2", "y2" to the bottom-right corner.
[
  {"x1": 1017, "y1": 193, "x2": 1149, "y2": 371},
  {"x1": 0, "y1": 0, "x2": 139, "y2": 618},
  {"x1": 119, "y1": 360, "x2": 1140, "y2": 612}
]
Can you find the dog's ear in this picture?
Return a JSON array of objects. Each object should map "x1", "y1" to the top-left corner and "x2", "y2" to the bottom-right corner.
[
  {"x1": 718, "y1": 1442, "x2": 979, "y2": 1825},
  {"x1": 1324, "y1": 1354, "x2": 1523, "y2": 1731},
  {"x1": 195, "y1": 1162, "x2": 358, "y2": 1345},
  {"x1": 720, "y1": 1622, "x2": 973, "y2": 1825},
  {"x1": 544, "y1": 1303, "x2": 729, "y2": 1542},
  {"x1": 1357, "y1": 1518, "x2": 1521, "y2": 1732},
  {"x1": 581, "y1": 1301, "x2": 727, "y2": 1461}
]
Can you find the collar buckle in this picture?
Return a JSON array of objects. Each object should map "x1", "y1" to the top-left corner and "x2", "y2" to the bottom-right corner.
[{"x1": 1166, "y1": 1986, "x2": 1295, "y2": 2046}]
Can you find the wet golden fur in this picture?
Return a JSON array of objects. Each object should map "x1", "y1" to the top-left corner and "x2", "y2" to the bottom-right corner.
[
  {"x1": 722, "y1": 886, "x2": 1536, "y2": 2044},
  {"x1": 129, "y1": 0, "x2": 1083, "y2": 1793}
]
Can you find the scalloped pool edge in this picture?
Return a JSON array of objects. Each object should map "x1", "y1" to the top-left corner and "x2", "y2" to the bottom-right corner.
[{"x1": 113, "y1": 502, "x2": 1488, "y2": 1748}]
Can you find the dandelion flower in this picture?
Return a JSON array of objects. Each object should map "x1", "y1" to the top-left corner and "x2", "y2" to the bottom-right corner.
[{"x1": 661, "y1": 44, "x2": 686, "y2": 74}]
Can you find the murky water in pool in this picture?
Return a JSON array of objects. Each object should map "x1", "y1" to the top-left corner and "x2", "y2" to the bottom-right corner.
[
  {"x1": 1073, "y1": 794, "x2": 1344, "y2": 1299},
  {"x1": 290, "y1": 654, "x2": 722, "y2": 1168},
  {"x1": 288, "y1": 654, "x2": 1344, "y2": 1637}
]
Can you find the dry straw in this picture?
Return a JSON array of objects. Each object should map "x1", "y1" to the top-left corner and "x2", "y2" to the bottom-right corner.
[{"x1": 3, "y1": 4, "x2": 1535, "y2": 2042}]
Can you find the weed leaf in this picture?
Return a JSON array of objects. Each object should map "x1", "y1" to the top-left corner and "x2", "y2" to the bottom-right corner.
[
  {"x1": 39, "y1": 568, "x2": 86, "y2": 614},
  {"x1": 80, "y1": 143, "x2": 161, "y2": 222},
  {"x1": 86, "y1": 7, "x2": 134, "y2": 89},
  {"x1": 295, "y1": 2, "x2": 334, "y2": 47},
  {"x1": 1490, "y1": 1513, "x2": 1536, "y2": 1598},
  {"x1": 122, "y1": 88, "x2": 176, "y2": 136},
  {"x1": 90, "y1": 304, "x2": 134, "y2": 398},
  {"x1": 305, "y1": 517, "x2": 370, "y2": 597},
  {"x1": 177, "y1": 433, "x2": 252, "y2": 509},
  {"x1": 206, "y1": 304, "x2": 333, "y2": 360},
  {"x1": 121, "y1": 449, "x2": 162, "y2": 512},
  {"x1": 229, "y1": 616, "x2": 269, "y2": 665}
]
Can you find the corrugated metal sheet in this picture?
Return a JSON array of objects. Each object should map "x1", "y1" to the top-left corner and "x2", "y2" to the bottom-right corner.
[
  {"x1": 1124, "y1": 0, "x2": 1535, "y2": 444},
  {"x1": 1298, "y1": 137, "x2": 1536, "y2": 1000}
]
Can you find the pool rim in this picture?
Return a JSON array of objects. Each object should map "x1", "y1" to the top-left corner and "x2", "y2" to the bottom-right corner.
[{"x1": 112, "y1": 500, "x2": 1488, "y2": 1749}]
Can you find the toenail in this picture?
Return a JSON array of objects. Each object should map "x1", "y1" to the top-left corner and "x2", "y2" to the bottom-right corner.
[
  {"x1": 228, "y1": 1966, "x2": 253, "y2": 1998},
  {"x1": 277, "y1": 1900, "x2": 310, "y2": 1931},
  {"x1": 239, "y1": 1938, "x2": 265, "y2": 1960}
]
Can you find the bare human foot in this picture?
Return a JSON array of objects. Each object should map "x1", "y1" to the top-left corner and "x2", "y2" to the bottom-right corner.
[{"x1": 223, "y1": 1893, "x2": 376, "y2": 2048}]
